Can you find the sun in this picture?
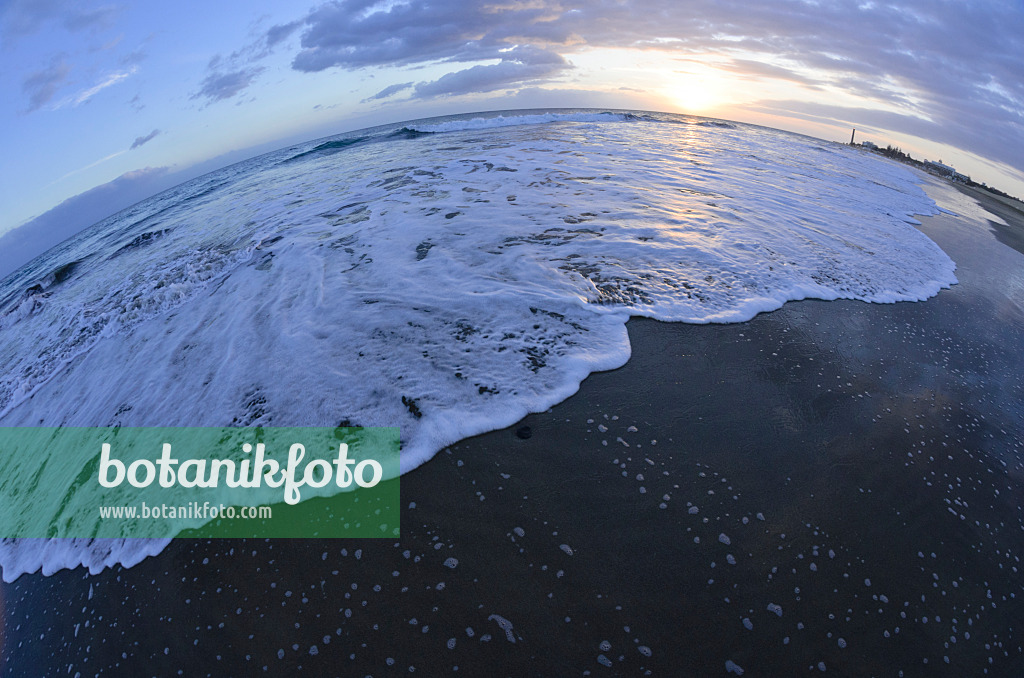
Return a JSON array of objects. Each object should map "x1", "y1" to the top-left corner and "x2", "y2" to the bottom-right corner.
[{"x1": 671, "y1": 75, "x2": 722, "y2": 113}]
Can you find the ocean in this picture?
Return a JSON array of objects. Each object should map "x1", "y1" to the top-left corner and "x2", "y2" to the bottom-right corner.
[{"x1": 0, "y1": 109, "x2": 957, "y2": 582}]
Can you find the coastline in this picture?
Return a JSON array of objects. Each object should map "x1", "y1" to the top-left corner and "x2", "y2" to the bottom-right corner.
[
  {"x1": 2, "y1": 181, "x2": 1023, "y2": 676},
  {"x1": 952, "y1": 182, "x2": 1024, "y2": 256}
]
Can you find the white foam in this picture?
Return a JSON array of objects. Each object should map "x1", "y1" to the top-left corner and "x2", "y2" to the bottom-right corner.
[
  {"x1": 0, "y1": 537, "x2": 171, "y2": 583},
  {"x1": 405, "y1": 111, "x2": 641, "y2": 133},
  {"x1": 0, "y1": 111, "x2": 956, "y2": 581}
]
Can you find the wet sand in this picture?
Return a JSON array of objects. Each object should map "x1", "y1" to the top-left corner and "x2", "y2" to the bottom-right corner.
[
  {"x1": 953, "y1": 183, "x2": 1024, "y2": 256},
  {"x1": 2, "y1": 179, "x2": 1023, "y2": 677}
]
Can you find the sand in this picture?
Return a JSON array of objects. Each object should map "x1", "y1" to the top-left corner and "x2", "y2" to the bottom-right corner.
[
  {"x1": 1, "y1": 179, "x2": 1022, "y2": 676},
  {"x1": 954, "y1": 182, "x2": 1024, "y2": 256}
]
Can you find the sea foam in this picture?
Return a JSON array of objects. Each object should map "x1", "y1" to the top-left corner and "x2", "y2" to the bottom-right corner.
[{"x1": 0, "y1": 110, "x2": 956, "y2": 580}]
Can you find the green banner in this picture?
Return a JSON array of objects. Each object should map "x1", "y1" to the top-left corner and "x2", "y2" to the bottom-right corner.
[{"x1": 0, "y1": 427, "x2": 400, "y2": 538}]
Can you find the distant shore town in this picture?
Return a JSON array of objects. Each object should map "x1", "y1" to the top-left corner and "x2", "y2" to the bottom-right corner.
[{"x1": 849, "y1": 129, "x2": 1021, "y2": 203}]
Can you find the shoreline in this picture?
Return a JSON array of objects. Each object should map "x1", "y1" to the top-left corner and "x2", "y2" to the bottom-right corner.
[
  {"x1": 952, "y1": 181, "x2": 1024, "y2": 256},
  {"x1": 2, "y1": 181, "x2": 1023, "y2": 676}
]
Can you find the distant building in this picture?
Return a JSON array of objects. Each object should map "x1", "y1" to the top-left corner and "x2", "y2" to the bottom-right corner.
[
  {"x1": 861, "y1": 141, "x2": 878, "y2": 150},
  {"x1": 924, "y1": 160, "x2": 957, "y2": 178}
]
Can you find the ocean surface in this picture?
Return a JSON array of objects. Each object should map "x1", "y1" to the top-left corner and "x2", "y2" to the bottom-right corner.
[{"x1": 0, "y1": 109, "x2": 957, "y2": 582}]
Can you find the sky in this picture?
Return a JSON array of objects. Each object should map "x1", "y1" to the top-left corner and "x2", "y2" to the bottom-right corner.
[{"x1": 1, "y1": 0, "x2": 1023, "y2": 276}]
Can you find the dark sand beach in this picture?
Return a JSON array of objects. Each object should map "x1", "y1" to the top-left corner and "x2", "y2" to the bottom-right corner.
[
  {"x1": 954, "y1": 183, "x2": 1024, "y2": 257},
  {"x1": 2, "y1": 180, "x2": 1022, "y2": 676}
]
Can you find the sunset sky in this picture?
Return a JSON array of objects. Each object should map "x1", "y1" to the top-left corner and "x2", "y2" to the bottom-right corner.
[{"x1": 2, "y1": 0, "x2": 1022, "y2": 272}]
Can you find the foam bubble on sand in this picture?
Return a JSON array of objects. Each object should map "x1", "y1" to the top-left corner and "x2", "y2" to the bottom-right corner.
[
  {"x1": 488, "y1": 614, "x2": 516, "y2": 643},
  {"x1": 726, "y1": 659, "x2": 745, "y2": 675}
]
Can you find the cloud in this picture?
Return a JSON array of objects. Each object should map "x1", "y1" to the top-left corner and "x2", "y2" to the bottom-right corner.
[
  {"x1": 290, "y1": 0, "x2": 558, "y2": 72},
  {"x1": 749, "y1": 98, "x2": 1021, "y2": 178},
  {"x1": 120, "y1": 48, "x2": 147, "y2": 66},
  {"x1": 270, "y1": 0, "x2": 1023, "y2": 176},
  {"x1": 0, "y1": 0, "x2": 120, "y2": 40},
  {"x1": 62, "y1": 4, "x2": 120, "y2": 32},
  {"x1": 191, "y1": 17, "x2": 300, "y2": 104},
  {"x1": 22, "y1": 57, "x2": 71, "y2": 112},
  {"x1": 193, "y1": 66, "x2": 265, "y2": 103},
  {"x1": 414, "y1": 46, "x2": 569, "y2": 98},
  {"x1": 0, "y1": 0, "x2": 61, "y2": 37},
  {"x1": 0, "y1": 167, "x2": 172, "y2": 279},
  {"x1": 266, "y1": 20, "x2": 302, "y2": 49},
  {"x1": 750, "y1": 99, "x2": 941, "y2": 140},
  {"x1": 53, "y1": 66, "x2": 137, "y2": 109},
  {"x1": 714, "y1": 59, "x2": 823, "y2": 89},
  {"x1": 130, "y1": 129, "x2": 161, "y2": 150},
  {"x1": 283, "y1": 1, "x2": 575, "y2": 102},
  {"x1": 363, "y1": 81, "x2": 415, "y2": 102},
  {"x1": 488, "y1": 85, "x2": 654, "y2": 111}
]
